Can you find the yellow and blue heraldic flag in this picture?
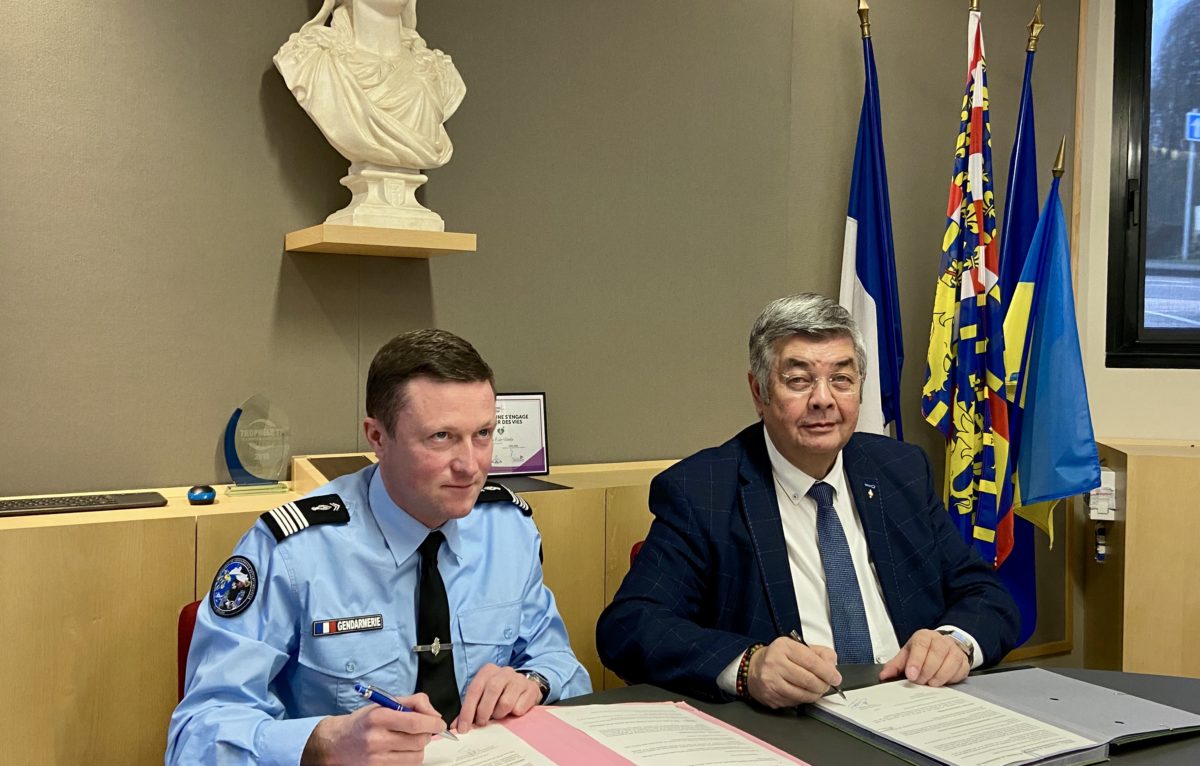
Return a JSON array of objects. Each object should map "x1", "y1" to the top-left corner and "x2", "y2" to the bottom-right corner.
[
  {"x1": 1002, "y1": 168, "x2": 1101, "y2": 511},
  {"x1": 922, "y1": 9, "x2": 1015, "y2": 568}
]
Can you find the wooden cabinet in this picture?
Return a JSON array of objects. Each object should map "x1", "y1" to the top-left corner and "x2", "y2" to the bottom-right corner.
[
  {"x1": 1088, "y1": 440, "x2": 1200, "y2": 678},
  {"x1": 0, "y1": 515, "x2": 194, "y2": 765}
]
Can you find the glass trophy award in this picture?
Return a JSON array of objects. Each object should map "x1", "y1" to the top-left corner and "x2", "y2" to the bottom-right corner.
[{"x1": 223, "y1": 395, "x2": 291, "y2": 494}]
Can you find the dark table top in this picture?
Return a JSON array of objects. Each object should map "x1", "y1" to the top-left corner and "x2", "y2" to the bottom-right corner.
[{"x1": 560, "y1": 669, "x2": 1200, "y2": 766}]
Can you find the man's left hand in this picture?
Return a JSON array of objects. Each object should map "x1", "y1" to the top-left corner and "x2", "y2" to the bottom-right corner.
[
  {"x1": 879, "y1": 629, "x2": 970, "y2": 687},
  {"x1": 455, "y1": 664, "x2": 543, "y2": 734}
]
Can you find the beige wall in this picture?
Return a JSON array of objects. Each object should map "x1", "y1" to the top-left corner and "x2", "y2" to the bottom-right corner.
[
  {"x1": 1, "y1": 1, "x2": 431, "y2": 495},
  {"x1": 2, "y1": 0, "x2": 1081, "y2": 512},
  {"x1": 1076, "y1": 0, "x2": 1200, "y2": 442},
  {"x1": 415, "y1": 0, "x2": 1082, "y2": 474},
  {"x1": 1062, "y1": 0, "x2": 1200, "y2": 671},
  {"x1": 418, "y1": 0, "x2": 793, "y2": 465}
]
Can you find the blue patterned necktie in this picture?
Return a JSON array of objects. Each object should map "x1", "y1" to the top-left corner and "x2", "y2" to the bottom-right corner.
[{"x1": 808, "y1": 481, "x2": 874, "y2": 664}]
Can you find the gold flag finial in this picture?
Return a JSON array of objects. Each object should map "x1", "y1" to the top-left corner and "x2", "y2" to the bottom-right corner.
[
  {"x1": 1027, "y1": 5, "x2": 1045, "y2": 52},
  {"x1": 858, "y1": 0, "x2": 871, "y2": 39},
  {"x1": 1053, "y1": 136, "x2": 1067, "y2": 178},
  {"x1": 969, "y1": 0, "x2": 981, "y2": 11}
]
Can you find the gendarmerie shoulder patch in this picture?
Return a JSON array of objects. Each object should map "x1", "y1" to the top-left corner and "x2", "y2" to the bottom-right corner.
[
  {"x1": 260, "y1": 494, "x2": 351, "y2": 542},
  {"x1": 210, "y1": 556, "x2": 258, "y2": 618},
  {"x1": 478, "y1": 484, "x2": 532, "y2": 516}
]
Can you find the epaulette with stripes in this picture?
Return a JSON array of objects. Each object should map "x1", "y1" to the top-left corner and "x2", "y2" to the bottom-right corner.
[
  {"x1": 478, "y1": 484, "x2": 532, "y2": 516},
  {"x1": 261, "y1": 494, "x2": 351, "y2": 542}
]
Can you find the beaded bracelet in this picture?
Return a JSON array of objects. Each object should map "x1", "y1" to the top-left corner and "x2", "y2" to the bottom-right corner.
[{"x1": 735, "y1": 642, "x2": 767, "y2": 700}]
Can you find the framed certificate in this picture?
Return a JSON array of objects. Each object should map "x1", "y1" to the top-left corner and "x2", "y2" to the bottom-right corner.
[{"x1": 491, "y1": 392, "x2": 549, "y2": 476}]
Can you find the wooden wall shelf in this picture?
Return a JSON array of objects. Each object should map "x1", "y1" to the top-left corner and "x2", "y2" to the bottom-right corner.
[{"x1": 284, "y1": 224, "x2": 477, "y2": 258}]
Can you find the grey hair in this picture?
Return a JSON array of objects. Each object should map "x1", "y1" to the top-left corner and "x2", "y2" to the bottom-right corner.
[{"x1": 748, "y1": 293, "x2": 867, "y2": 404}]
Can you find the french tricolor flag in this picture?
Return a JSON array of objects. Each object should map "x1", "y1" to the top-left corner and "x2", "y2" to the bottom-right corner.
[
  {"x1": 838, "y1": 22, "x2": 904, "y2": 440},
  {"x1": 314, "y1": 620, "x2": 339, "y2": 635}
]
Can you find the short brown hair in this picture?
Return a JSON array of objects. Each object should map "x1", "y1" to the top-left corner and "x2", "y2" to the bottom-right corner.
[{"x1": 366, "y1": 329, "x2": 495, "y2": 433}]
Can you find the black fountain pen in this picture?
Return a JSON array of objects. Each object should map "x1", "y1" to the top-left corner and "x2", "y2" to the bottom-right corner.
[{"x1": 788, "y1": 630, "x2": 847, "y2": 701}]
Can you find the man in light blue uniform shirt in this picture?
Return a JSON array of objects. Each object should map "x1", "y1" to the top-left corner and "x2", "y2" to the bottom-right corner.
[{"x1": 167, "y1": 329, "x2": 590, "y2": 765}]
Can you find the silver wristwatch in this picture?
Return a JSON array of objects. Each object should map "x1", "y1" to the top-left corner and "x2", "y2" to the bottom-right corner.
[
  {"x1": 937, "y1": 628, "x2": 976, "y2": 665},
  {"x1": 519, "y1": 669, "x2": 551, "y2": 703}
]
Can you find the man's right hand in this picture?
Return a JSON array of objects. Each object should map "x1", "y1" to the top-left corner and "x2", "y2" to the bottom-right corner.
[
  {"x1": 301, "y1": 692, "x2": 447, "y2": 765},
  {"x1": 746, "y1": 637, "x2": 842, "y2": 708}
]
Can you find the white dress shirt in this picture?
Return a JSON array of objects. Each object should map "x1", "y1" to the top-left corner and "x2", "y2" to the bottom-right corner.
[{"x1": 717, "y1": 427, "x2": 982, "y2": 694}]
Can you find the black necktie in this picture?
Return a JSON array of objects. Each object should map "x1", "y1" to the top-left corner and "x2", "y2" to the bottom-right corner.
[{"x1": 415, "y1": 531, "x2": 460, "y2": 724}]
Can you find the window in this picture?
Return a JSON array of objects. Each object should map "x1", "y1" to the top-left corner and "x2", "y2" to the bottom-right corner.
[{"x1": 1108, "y1": 0, "x2": 1200, "y2": 367}]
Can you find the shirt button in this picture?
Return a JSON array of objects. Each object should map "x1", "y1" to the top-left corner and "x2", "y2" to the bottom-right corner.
[
  {"x1": 504, "y1": 628, "x2": 514, "y2": 639},
  {"x1": 346, "y1": 661, "x2": 356, "y2": 673},
  {"x1": 876, "y1": 655, "x2": 887, "y2": 664}
]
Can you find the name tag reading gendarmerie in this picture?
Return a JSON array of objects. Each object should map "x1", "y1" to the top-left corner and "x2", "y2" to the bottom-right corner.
[{"x1": 312, "y1": 614, "x2": 383, "y2": 636}]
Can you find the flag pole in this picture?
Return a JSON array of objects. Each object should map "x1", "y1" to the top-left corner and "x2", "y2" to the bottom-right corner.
[
  {"x1": 840, "y1": 0, "x2": 904, "y2": 439},
  {"x1": 1027, "y1": 4, "x2": 1045, "y2": 52},
  {"x1": 1053, "y1": 136, "x2": 1067, "y2": 178}
]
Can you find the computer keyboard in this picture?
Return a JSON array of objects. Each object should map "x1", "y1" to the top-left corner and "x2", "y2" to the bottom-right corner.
[{"x1": 0, "y1": 491, "x2": 169, "y2": 518}]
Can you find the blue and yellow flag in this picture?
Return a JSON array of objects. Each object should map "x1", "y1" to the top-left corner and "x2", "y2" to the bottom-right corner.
[
  {"x1": 1000, "y1": 50, "x2": 1041, "y2": 311},
  {"x1": 922, "y1": 9, "x2": 1014, "y2": 568},
  {"x1": 997, "y1": 26, "x2": 1043, "y2": 649},
  {"x1": 1003, "y1": 169, "x2": 1101, "y2": 509}
]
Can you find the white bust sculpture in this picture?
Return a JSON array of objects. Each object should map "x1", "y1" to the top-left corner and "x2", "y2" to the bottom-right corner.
[{"x1": 275, "y1": 0, "x2": 466, "y2": 231}]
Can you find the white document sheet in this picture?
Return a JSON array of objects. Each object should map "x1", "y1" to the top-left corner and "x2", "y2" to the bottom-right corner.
[
  {"x1": 547, "y1": 703, "x2": 801, "y2": 766},
  {"x1": 814, "y1": 681, "x2": 1100, "y2": 766},
  {"x1": 422, "y1": 724, "x2": 559, "y2": 766}
]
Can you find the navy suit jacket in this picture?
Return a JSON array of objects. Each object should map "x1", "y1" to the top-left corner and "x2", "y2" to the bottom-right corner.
[{"x1": 596, "y1": 424, "x2": 1020, "y2": 701}]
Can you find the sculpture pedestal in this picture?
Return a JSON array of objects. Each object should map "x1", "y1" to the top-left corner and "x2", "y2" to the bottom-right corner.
[{"x1": 325, "y1": 163, "x2": 445, "y2": 231}]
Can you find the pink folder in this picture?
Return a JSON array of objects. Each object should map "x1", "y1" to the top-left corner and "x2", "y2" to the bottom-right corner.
[{"x1": 500, "y1": 701, "x2": 812, "y2": 765}]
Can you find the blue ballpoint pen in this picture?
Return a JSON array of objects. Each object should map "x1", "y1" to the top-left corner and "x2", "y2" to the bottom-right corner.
[{"x1": 353, "y1": 682, "x2": 459, "y2": 741}]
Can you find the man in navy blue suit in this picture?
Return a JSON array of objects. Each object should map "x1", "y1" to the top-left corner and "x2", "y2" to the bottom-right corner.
[{"x1": 597, "y1": 293, "x2": 1019, "y2": 707}]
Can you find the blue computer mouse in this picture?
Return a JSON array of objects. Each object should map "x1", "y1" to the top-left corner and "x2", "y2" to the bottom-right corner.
[{"x1": 187, "y1": 485, "x2": 217, "y2": 505}]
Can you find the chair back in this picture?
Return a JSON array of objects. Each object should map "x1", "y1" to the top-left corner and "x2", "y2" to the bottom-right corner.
[
  {"x1": 177, "y1": 600, "x2": 201, "y2": 701},
  {"x1": 629, "y1": 540, "x2": 644, "y2": 567}
]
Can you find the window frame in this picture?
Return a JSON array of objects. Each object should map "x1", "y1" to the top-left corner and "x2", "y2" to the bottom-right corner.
[{"x1": 1107, "y1": 0, "x2": 1200, "y2": 368}]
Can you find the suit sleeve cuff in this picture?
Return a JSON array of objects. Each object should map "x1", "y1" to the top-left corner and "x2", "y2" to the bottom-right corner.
[
  {"x1": 254, "y1": 715, "x2": 324, "y2": 766},
  {"x1": 716, "y1": 651, "x2": 744, "y2": 695},
  {"x1": 937, "y1": 624, "x2": 985, "y2": 669}
]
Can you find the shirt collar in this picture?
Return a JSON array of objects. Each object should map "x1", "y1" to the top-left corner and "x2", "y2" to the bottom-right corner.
[
  {"x1": 368, "y1": 465, "x2": 463, "y2": 567},
  {"x1": 762, "y1": 424, "x2": 848, "y2": 508}
]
